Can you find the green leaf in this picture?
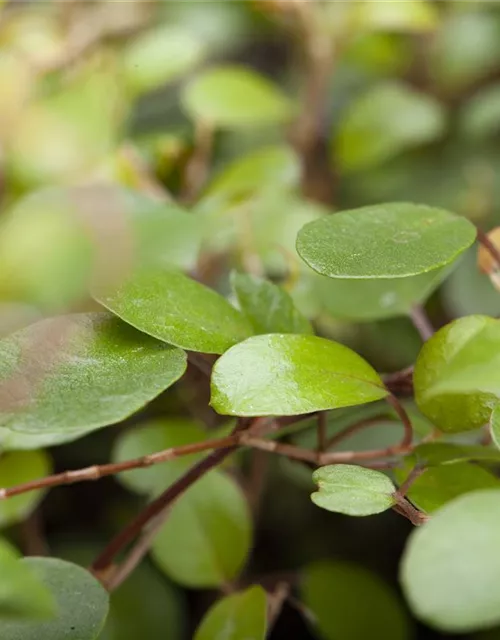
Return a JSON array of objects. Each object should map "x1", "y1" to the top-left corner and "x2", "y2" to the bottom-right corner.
[
  {"x1": 123, "y1": 26, "x2": 205, "y2": 94},
  {"x1": 413, "y1": 442, "x2": 500, "y2": 467},
  {"x1": 0, "y1": 313, "x2": 186, "y2": 448},
  {"x1": 353, "y1": 0, "x2": 438, "y2": 33},
  {"x1": 112, "y1": 419, "x2": 207, "y2": 496},
  {"x1": 414, "y1": 315, "x2": 500, "y2": 432},
  {"x1": 0, "y1": 539, "x2": 54, "y2": 620},
  {"x1": 194, "y1": 586, "x2": 267, "y2": 640},
  {"x1": 302, "y1": 561, "x2": 412, "y2": 640},
  {"x1": 311, "y1": 464, "x2": 396, "y2": 516},
  {"x1": 313, "y1": 268, "x2": 448, "y2": 321},
  {"x1": 231, "y1": 272, "x2": 312, "y2": 335},
  {"x1": 0, "y1": 558, "x2": 109, "y2": 639},
  {"x1": 152, "y1": 470, "x2": 251, "y2": 588},
  {"x1": 297, "y1": 203, "x2": 476, "y2": 279},
  {"x1": 395, "y1": 460, "x2": 499, "y2": 513},
  {"x1": 0, "y1": 450, "x2": 52, "y2": 527},
  {"x1": 198, "y1": 145, "x2": 300, "y2": 213},
  {"x1": 401, "y1": 488, "x2": 500, "y2": 632},
  {"x1": 335, "y1": 83, "x2": 446, "y2": 172},
  {"x1": 210, "y1": 334, "x2": 388, "y2": 416},
  {"x1": 460, "y1": 84, "x2": 500, "y2": 140},
  {"x1": 181, "y1": 65, "x2": 294, "y2": 128},
  {"x1": 94, "y1": 268, "x2": 252, "y2": 354}
]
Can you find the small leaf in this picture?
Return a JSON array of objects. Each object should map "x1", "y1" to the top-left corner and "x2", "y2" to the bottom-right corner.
[
  {"x1": 302, "y1": 561, "x2": 412, "y2": 640},
  {"x1": 401, "y1": 489, "x2": 500, "y2": 632},
  {"x1": 112, "y1": 419, "x2": 207, "y2": 495},
  {"x1": 194, "y1": 586, "x2": 267, "y2": 640},
  {"x1": 94, "y1": 267, "x2": 252, "y2": 354},
  {"x1": 181, "y1": 65, "x2": 294, "y2": 128},
  {"x1": 297, "y1": 203, "x2": 476, "y2": 279},
  {"x1": 0, "y1": 539, "x2": 54, "y2": 620},
  {"x1": 311, "y1": 464, "x2": 396, "y2": 516},
  {"x1": 152, "y1": 470, "x2": 251, "y2": 588},
  {"x1": 0, "y1": 313, "x2": 186, "y2": 448},
  {"x1": 231, "y1": 272, "x2": 312, "y2": 335},
  {"x1": 0, "y1": 450, "x2": 52, "y2": 527},
  {"x1": 414, "y1": 315, "x2": 500, "y2": 432},
  {"x1": 335, "y1": 83, "x2": 446, "y2": 172},
  {"x1": 123, "y1": 26, "x2": 204, "y2": 94},
  {"x1": 0, "y1": 558, "x2": 109, "y2": 639},
  {"x1": 395, "y1": 460, "x2": 499, "y2": 513},
  {"x1": 210, "y1": 334, "x2": 388, "y2": 416}
]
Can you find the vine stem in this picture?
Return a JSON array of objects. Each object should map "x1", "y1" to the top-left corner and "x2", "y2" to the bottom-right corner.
[
  {"x1": 410, "y1": 305, "x2": 435, "y2": 342},
  {"x1": 477, "y1": 227, "x2": 500, "y2": 270},
  {"x1": 386, "y1": 393, "x2": 414, "y2": 449}
]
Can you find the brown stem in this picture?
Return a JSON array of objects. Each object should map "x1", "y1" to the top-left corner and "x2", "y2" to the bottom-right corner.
[
  {"x1": 386, "y1": 394, "x2": 413, "y2": 449},
  {"x1": 325, "y1": 416, "x2": 392, "y2": 451},
  {"x1": 410, "y1": 305, "x2": 434, "y2": 342},
  {"x1": 392, "y1": 494, "x2": 430, "y2": 526},
  {"x1": 477, "y1": 227, "x2": 500, "y2": 270},
  {"x1": 397, "y1": 465, "x2": 425, "y2": 498}
]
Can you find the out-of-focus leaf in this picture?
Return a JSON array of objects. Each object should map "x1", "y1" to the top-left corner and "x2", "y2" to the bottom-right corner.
[
  {"x1": 352, "y1": 0, "x2": 438, "y2": 33},
  {"x1": 302, "y1": 561, "x2": 412, "y2": 640},
  {"x1": 335, "y1": 83, "x2": 445, "y2": 172},
  {"x1": 94, "y1": 267, "x2": 252, "y2": 354},
  {"x1": 211, "y1": 334, "x2": 388, "y2": 416},
  {"x1": 0, "y1": 558, "x2": 109, "y2": 640},
  {"x1": 182, "y1": 66, "x2": 294, "y2": 128},
  {"x1": 194, "y1": 586, "x2": 267, "y2": 640},
  {"x1": 460, "y1": 85, "x2": 500, "y2": 140},
  {"x1": 152, "y1": 470, "x2": 251, "y2": 588}
]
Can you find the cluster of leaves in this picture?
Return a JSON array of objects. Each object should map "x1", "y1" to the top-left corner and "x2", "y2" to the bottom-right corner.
[{"x1": 3, "y1": 1, "x2": 500, "y2": 639}]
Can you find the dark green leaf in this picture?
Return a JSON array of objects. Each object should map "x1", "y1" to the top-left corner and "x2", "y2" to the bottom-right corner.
[
  {"x1": 414, "y1": 315, "x2": 500, "y2": 432},
  {"x1": 0, "y1": 450, "x2": 52, "y2": 527},
  {"x1": 210, "y1": 334, "x2": 388, "y2": 416},
  {"x1": 94, "y1": 268, "x2": 252, "y2": 354},
  {"x1": 194, "y1": 586, "x2": 267, "y2": 640},
  {"x1": 311, "y1": 464, "x2": 396, "y2": 516},
  {"x1": 401, "y1": 489, "x2": 500, "y2": 632},
  {"x1": 302, "y1": 561, "x2": 412, "y2": 640},
  {"x1": 0, "y1": 313, "x2": 186, "y2": 448},
  {"x1": 296, "y1": 203, "x2": 476, "y2": 279},
  {"x1": 182, "y1": 66, "x2": 294, "y2": 128},
  {"x1": 152, "y1": 470, "x2": 251, "y2": 588},
  {"x1": 0, "y1": 557, "x2": 109, "y2": 639},
  {"x1": 231, "y1": 272, "x2": 312, "y2": 335}
]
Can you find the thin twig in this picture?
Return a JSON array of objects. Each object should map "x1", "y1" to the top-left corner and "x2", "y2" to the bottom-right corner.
[
  {"x1": 392, "y1": 494, "x2": 430, "y2": 526},
  {"x1": 410, "y1": 305, "x2": 435, "y2": 342},
  {"x1": 396, "y1": 465, "x2": 425, "y2": 499},
  {"x1": 477, "y1": 227, "x2": 500, "y2": 270},
  {"x1": 325, "y1": 416, "x2": 392, "y2": 451},
  {"x1": 386, "y1": 394, "x2": 414, "y2": 449}
]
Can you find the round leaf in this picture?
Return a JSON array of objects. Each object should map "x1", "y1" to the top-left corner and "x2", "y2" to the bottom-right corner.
[
  {"x1": 311, "y1": 464, "x2": 396, "y2": 516},
  {"x1": 94, "y1": 268, "x2": 252, "y2": 354},
  {"x1": 0, "y1": 558, "x2": 109, "y2": 639},
  {"x1": 296, "y1": 203, "x2": 476, "y2": 279},
  {"x1": 194, "y1": 586, "x2": 267, "y2": 640},
  {"x1": 112, "y1": 419, "x2": 207, "y2": 495},
  {"x1": 152, "y1": 470, "x2": 251, "y2": 588},
  {"x1": 210, "y1": 334, "x2": 388, "y2": 416},
  {"x1": 181, "y1": 66, "x2": 294, "y2": 128},
  {"x1": 231, "y1": 272, "x2": 312, "y2": 335},
  {"x1": 302, "y1": 561, "x2": 412, "y2": 640},
  {"x1": 401, "y1": 489, "x2": 500, "y2": 632},
  {"x1": 414, "y1": 315, "x2": 500, "y2": 432},
  {"x1": 0, "y1": 313, "x2": 186, "y2": 447},
  {"x1": 123, "y1": 26, "x2": 204, "y2": 94},
  {"x1": 0, "y1": 450, "x2": 52, "y2": 527}
]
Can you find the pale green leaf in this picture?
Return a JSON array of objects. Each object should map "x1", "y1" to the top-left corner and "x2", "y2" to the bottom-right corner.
[
  {"x1": 353, "y1": 0, "x2": 438, "y2": 33},
  {"x1": 231, "y1": 272, "x2": 312, "y2": 335},
  {"x1": 194, "y1": 586, "x2": 267, "y2": 640},
  {"x1": 0, "y1": 313, "x2": 186, "y2": 448},
  {"x1": 210, "y1": 334, "x2": 388, "y2": 416},
  {"x1": 401, "y1": 489, "x2": 500, "y2": 632},
  {"x1": 297, "y1": 203, "x2": 476, "y2": 279},
  {"x1": 311, "y1": 464, "x2": 396, "y2": 516},
  {"x1": 302, "y1": 561, "x2": 412, "y2": 640},
  {"x1": 181, "y1": 66, "x2": 294, "y2": 128},
  {"x1": 152, "y1": 470, "x2": 251, "y2": 588},
  {"x1": 414, "y1": 315, "x2": 500, "y2": 432},
  {"x1": 0, "y1": 558, "x2": 109, "y2": 639},
  {"x1": 0, "y1": 450, "x2": 52, "y2": 527},
  {"x1": 335, "y1": 83, "x2": 446, "y2": 172},
  {"x1": 490, "y1": 404, "x2": 500, "y2": 450},
  {"x1": 94, "y1": 268, "x2": 252, "y2": 354},
  {"x1": 460, "y1": 85, "x2": 500, "y2": 139}
]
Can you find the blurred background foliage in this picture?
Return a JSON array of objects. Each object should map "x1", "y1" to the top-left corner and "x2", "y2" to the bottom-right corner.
[{"x1": 1, "y1": 0, "x2": 500, "y2": 638}]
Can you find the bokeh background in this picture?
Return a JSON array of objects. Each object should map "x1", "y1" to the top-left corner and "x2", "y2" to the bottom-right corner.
[{"x1": 1, "y1": 1, "x2": 500, "y2": 638}]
